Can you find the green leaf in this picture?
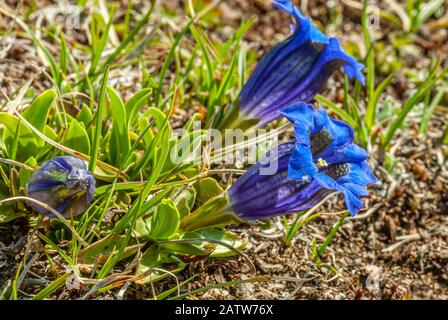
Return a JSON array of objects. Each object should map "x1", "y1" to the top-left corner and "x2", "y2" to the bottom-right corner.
[
  {"x1": 124, "y1": 88, "x2": 152, "y2": 127},
  {"x1": 161, "y1": 242, "x2": 210, "y2": 256},
  {"x1": 113, "y1": 187, "x2": 171, "y2": 233},
  {"x1": 22, "y1": 89, "x2": 57, "y2": 135},
  {"x1": 194, "y1": 177, "x2": 223, "y2": 204},
  {"x1": 44, "y1": 126, "x2": 58, "y2": 141},
  {"x1": 0, "y1": 206, "x2": 26, "y2": 224},
  {"x1": 155, "y1": 13, "x2": 196, "y2": 107},
  {"x1": 130, "y1": 119, "x2": 170, "y2": 178},
  {"x1": 101, "y1": 3, "x2": 155, "y2": 69},
  {"x1": 183, "y1": 229, "x2": 246, "y2": 258},
  {"x1": 142, "y1": 107, "x2": 167, "y2": 128},
  {"x1": 138, "y1": 117, "x2": 154, "y2": 146},
  {"x1": 77, "y1": 104, "x2": 93, "y2": 129},
  {"x1": 135, "y1": 245, "x2": 185, "y2": 285},
  {"x1": 0, "y1": 113, "x2": 37, "y2": 162},
  {"x1": 107, "y1": 87, "x2": 130, "y2": 166},
  {"x1": 150, "y1": 199, "x2": 180, "y2": 239},
  {"x1": 365, "y1": 73, "x2": 394, "y2": 131},
  {"x1": 416, "y1": 0, "x2": 447, "y2": 29},
  {"x1": 89, "y1": 12, "x2": 113, "y2": 76},
  {"x1": 63, "y1": 119, "x2": 91, "y2": 155},
  {"x1": 171, "y1": 187, "x2": 196, "y2": 219},
  {"x1": 315, "y1": 95, "x2": 356, "y2": 127},
  {"x1": 18, "y1": 157, "x2": 37, "y2": 189}
]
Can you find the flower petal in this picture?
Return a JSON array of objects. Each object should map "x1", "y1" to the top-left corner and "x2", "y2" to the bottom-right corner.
[
  {"x1": 311, "y1": 108, "x2": 354, "y2": 156},
  {"x1": 313, "y1": 172, "x2": 363, "y2": 216},
  {"x1": 319, "y1": 142, "x2": 369, "y2": 166},
  {"x1": 288, "y1": 124, "x2": 318, "y2": 181},
  {"x1": 337, "y1": 162, "x2": 377, "y2": 186}
]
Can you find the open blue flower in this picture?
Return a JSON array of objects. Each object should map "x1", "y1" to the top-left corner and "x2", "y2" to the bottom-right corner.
[
  {"x1": 228, "y1": 103, "x2": 376, "y2": 219},
  {"x1": 27, "y1": 156, "x2": 96, "y2": 217},
  {"x1": 237, "y1": 0, "x2": 365, "y2": 126}
]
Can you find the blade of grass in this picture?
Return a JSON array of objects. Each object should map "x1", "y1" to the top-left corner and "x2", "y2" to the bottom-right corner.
[
  {"x1": 420, "y1": 85, "x2": 447, "y2": 134},
  {"x1": 382, "y1": 64, "x2": 447, "y2": 147},
  {"x1": 32, "y1": 273, "x2": 71, "y2": 300},
  {"x1": 315, "y1": 94, "x2": 357, "y2": 127},
  {"x1": 155, "y1": 275, "x2": 198, "y2": 300},
  {"x1": 365, "y1": 73, "x2": 395, "y2": 131},
  {"x1": 362, "y1": 0, "x2": 376, "y2": 132},
  {"x1": 155, "y1": 2, "x2": 219, "y2": 106},
  {"x1": 313, "y1": 212, "x2": 348, "y2": 262},
  {"x1": 101, "y1": 1, "x2": 155, "y2": 70},
  {"x1": 89, "y1": 66, "x2": 109, "y2": 172}
]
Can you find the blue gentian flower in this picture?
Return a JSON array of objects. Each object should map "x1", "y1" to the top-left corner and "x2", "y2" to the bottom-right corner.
[
  {"x1": 228, "y1": 103, "x2": 376, "y2": 218},
  {"x1": 236, "y1": 0, "x2": 365, "y2": 126},
  {"x1": 27, "y1": 156, "x2": 96, "y2": 217}
]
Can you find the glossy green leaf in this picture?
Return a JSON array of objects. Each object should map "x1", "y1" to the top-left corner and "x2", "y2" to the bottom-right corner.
[
  {"x1": 150, "y1": 199, "x2": 180, "y2": 239},
  {"x1": 107, "y1": 87, "x2": 130, "y2": 166},
  {"x1": 89, "y1": 66, "x2": 109, "y2": 172},
  {"x1": 0, "y1": 113, "x2": 37, "y2": 161},
  {"x1": 22, "y1": 89, "x2": 57, "y2": 141},
  {"x1": 77, "y1": 104, "x2": 93, "y2": 129},
  {"x1": 138, "y1": 117, "x2": 154, "y2": 147},
  {"x1": 63, "y1": 119, "x2": 91, "y2": 155},
  {"x1": 124, "y1": 88, "x2": 152, "y2": 127}
]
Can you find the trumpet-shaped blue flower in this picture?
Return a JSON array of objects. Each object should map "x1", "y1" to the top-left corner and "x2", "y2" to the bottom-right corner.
[
  {"x1": 27, "y1": 156, "x2": 95, "y2": 217},
  {"x1": 228, "y1": 103, "x2": 376, "y2": 219},
  {"x1": 237, "y1": 0, "x2": 365, "y2": 126}
]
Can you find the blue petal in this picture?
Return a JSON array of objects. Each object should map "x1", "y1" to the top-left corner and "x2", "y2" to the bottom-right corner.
[
  {"x1": 342, "y1": 183, "x2": 369, "y2": 197},
  {"x1": 273, "y1": 0, "x2": 328, "y2": 44},
  {"x1": 228, "y1": 142, "x2": 294, "y2": 195},
  {"x1": 52, "y1": 156, "x2": 73, "y2": 172},
  {"x1": 313, "y1": 108, "x2": 353, "y2": 152},
  {"x1": 27, "y1": 180, "x2": 64, "y2": 193},
  {"x1": 319, "y1": 38, "x2": 365, "y2": 85},
  {"x1": 281, "y1": 103, "x2": 315, "y2": 131},
  {"x1": 322, "y1": 143, "x2": 369, "y2": 166},
  {"x1": 288, "y1": 123, "x2": 318, "y2": 181},
  {"x1": 313, "y1": 172, "x2": 363, "y2": 216},
  {"x1": 337, "y1": 162, "x2": 377, "y2": 186}
]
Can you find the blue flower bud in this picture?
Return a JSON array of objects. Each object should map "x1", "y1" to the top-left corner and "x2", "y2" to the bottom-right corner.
[{"x1": 27, "y1": 156, "x2": 96, "y2": 217}]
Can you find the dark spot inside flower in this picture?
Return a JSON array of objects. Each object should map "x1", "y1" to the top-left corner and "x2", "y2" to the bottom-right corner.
[
  {"x1": 323, "y1": 163, "x2": 349, "y2": 180},
  {"x1": 310, "y1": 128, "x2": 333, "y2": 154}
]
